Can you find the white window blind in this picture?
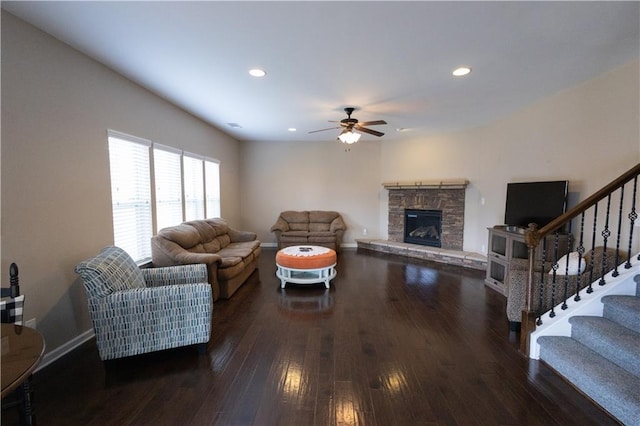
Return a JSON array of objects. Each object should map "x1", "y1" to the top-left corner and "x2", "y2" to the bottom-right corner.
[
  {"x1": 205, "y1": 159, "x2": 221, "y2": 218},
  {"x1": 108, "y1": 132, "x2": 153, "y2": 262},
  {"x1": 154, "y1": 145, "x2": 183, "y2": 230},
  {"x1": 183, "y1": 154, "x2": 205, "y2": 221}
]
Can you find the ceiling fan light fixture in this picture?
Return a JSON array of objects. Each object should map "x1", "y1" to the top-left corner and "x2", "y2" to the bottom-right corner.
[
  {"x1": 452, "y1": 66, "x2": 472, "y2": 77},
  {"x1": 248, "y1": 68, "x2": 266, "y2": 77},
  {"x1": 338, "y1": 130, "x2": 361, "y2": 144}
]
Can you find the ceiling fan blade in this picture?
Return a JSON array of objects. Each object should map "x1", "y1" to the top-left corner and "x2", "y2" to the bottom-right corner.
[
  {"x1": 358, "y1": 120, "x2": 387, "y2": 126},
  {"x1": 308, "y1": 126, "x2": 341, "y2": 134},
  {"x1": 356, "y1": 126, "x2": 385, "y2": 137}
]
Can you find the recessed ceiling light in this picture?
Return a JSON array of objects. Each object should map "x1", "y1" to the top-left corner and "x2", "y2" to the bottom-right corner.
[
  {"x1": 288, "y1": 128, "x2": 297, "y2": 132},
  {"x1": 452, "y1": 67, "x2": 472, "y2": 77},
  {"x1": 248, "y1": 68, "x2": 266, "y2": 77}
]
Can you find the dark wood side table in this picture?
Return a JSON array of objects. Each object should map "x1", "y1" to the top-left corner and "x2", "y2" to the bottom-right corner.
[{"x1": 1, "y1": 323, "x2": 45, "y2": 425}]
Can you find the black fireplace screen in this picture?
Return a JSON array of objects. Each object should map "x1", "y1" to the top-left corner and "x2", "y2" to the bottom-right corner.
[{"x1": 404, "y1": 209, "x2": 442, "y2": 248}]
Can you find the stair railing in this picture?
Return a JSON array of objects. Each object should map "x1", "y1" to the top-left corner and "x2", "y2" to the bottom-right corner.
[{"x1": 521, "y1": 163, "x2": 640, "y2": 355}]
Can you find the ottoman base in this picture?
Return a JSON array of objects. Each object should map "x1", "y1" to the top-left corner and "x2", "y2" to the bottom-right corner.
[{"x1": 276, "y1": 264, "x2": 337, "y2": 289}]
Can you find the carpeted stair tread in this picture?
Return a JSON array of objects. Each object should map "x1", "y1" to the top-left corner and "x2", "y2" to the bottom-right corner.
[
  {"x1": 602, "y1": 295, "x2": 640, "y2": 333},
  {"x1": 569, "y1": 315, "x2": 640, "y2": 377},
  {"x1": 539, "y1": 336, "x2": 640, "y2": 425}
]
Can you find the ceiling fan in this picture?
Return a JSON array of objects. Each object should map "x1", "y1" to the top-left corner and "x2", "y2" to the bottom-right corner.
[{"x1": 309, "y1": 107, "x2": 387, "y2": 143}]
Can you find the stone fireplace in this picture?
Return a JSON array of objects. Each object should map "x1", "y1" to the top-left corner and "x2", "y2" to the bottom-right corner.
[
  {"x1": 384, "y1": 180, "x2": 467, "y2": 251},
  {"x1": 357, "y1": 179, "x2": 484, "y2": 271}
]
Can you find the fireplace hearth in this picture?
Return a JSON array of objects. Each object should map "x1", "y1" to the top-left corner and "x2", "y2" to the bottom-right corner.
[{"x1": 404, "y1": 209, "x2": 442, "y2": 247}]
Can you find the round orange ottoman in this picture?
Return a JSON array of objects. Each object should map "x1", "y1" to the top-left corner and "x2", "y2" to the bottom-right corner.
[{"x1": 276, "y1": 245, "x2": 337, "y2": 289}]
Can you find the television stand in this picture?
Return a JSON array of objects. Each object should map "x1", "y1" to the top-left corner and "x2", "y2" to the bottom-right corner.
[{"x1": 485, "y1": 226, "x2": 571, "y2": 296}]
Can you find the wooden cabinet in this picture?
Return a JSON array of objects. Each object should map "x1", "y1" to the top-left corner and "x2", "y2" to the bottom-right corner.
[{"x1": 484, "y1": 227, "x2": 571, "y2": 295}]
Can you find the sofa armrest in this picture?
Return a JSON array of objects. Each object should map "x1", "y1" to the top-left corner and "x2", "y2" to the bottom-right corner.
[
  {"x1": 329, "y1": 216, "x2": 346, "y2": 233},
  {"x1": 172, "y1": 251, "x2": 222, "y2": 266},
  {"x1": 90, "y1": 284, "x2": 212, "y2": 352},
  {"x1": 270, "y1": 216, "x2": 290, "y2": 233},
  {"x1": 142, "y1": 264, "x2": 208, "y2": 287},
  {"x1": 228, "y1": 227, "x2": 257, "y2": 243},
  {"x1": 99, "y1": 284, "x2": 212, "y2": 308}
]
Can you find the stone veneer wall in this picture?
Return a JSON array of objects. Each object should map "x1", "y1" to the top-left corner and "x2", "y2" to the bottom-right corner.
[{"x1": 388, "y1": 188, "x2": 465, "y2": 250}]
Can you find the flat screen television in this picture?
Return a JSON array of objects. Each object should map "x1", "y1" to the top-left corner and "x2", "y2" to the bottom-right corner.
[{"x1": 504, "y1": 180, "x2": 568, "y2": 229}]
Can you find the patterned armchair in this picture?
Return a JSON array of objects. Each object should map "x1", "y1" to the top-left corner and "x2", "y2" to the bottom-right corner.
[{"x1": 75, "y1": 246, "x2": 212, "y2": 361}]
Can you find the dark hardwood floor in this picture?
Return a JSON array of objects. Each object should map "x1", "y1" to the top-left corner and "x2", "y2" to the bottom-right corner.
[{"x1": 4, "y1": 248, "x2": 618, "y2": 425}]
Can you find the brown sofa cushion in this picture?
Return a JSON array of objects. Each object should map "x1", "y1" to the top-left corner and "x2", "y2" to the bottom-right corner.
[
  {"x1": 157, "y1": 224, "x2": 201, "y2": 250},
  {"x1": 219, "y1": 256, "x2": 243, "y2": 268},
  {"x1": 217, "y1": 234, "x2": 231, "y2": 248},
  {"x1": 217, "y1": 259, "x2": 248, "y2": 280},
  {"x1": 203, "y1": 239, "x2": 222, "y2": 253},
  {"x1": 280, "y1": 235, "x2": 308, "y2": 244},
  {"x1": 281, "y1": 231, "x2": 309, "y2": 237},
  {"x1": 309, "y1": 222, "x2": 331, "y2": 232},
  {"x1": 281, "y1": 211, "x2": 309, "y2": 231},
  {"x1": 218, "y1": 246, "x2": 255, "y2": 261},
  {"x1": 307, "y1": 231, "x2": 335, "y2": 238},
  {"x1": 309, "y1": 210, "x2": 339, "y2": 223},
  {"x1": 309, "y1": 235, "x2": 337, "y2": 243}
]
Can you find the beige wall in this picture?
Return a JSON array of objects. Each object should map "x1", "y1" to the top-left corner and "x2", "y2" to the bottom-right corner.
[
  {"x1": 1, "y1": 12, "x2": 242, "y2": 354},
  {"x1": 240, "y1": 140, "x2": 381, "y2": 245},
  {"x1": 380, "y1": 59, "x2": 639, "y2": 252}
]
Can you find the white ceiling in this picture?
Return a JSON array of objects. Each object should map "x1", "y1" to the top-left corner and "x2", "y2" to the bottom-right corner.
[{"x1": 3, "y1": 1, "x2": 639, "y2": 143}]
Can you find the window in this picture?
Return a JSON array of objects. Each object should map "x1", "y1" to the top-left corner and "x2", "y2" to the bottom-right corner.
[
  {"x1": 154, "y1": 145, "x2": 183, "y2": 230},
  {"x1": 107, "y1": 130, "x2": 221, "y2": 262},
  {"x1": 183, "y1": 153, "x2": 205, "y2": 221},
  {"x1": 205, "y1": 160, "x2": 221, "y2": 218},
  {"x1": 108, "y1": 131, "x2": 153, "y2": 262}
]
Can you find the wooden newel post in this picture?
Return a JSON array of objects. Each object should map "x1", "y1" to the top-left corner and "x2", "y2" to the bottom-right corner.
[{"x1": 521, "y1": 223, "x2": 540, "y2": 354}]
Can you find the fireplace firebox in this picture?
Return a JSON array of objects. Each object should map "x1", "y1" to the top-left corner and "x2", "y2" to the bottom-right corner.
[{"x1": 404, "y1": 209, "x2": 442, "y2": 248}]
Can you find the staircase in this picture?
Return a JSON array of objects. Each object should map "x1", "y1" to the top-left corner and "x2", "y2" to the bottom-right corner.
[{"x1": 538, "y1": 276, "x2": 640, "y2": 425}]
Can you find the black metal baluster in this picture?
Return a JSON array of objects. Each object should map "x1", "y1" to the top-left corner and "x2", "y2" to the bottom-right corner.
[
  {"x1": 587, "y1": 202, "x2": 598, "y2": 294},
  {"x1": 599, "y1": 194, "x2": 612, "y2": 286},
  {"x1": 626, "y1": 176, "x2": 638, "y2": 268},
  {"x1": 575, "y1": 212, "x2": 586, "y2": 302},
  {"x1": 537, "y1": 238, "x2": 547, "y2": 326},
  {"x1": 612, "y1": 184, "x2": 624, "y2": 277},
  {"x1": 561, "y1": 222, "x2": 572, "y2": 310},
  {"x1": 549, "y1": 232, "x2": 560, "y2": 318}
]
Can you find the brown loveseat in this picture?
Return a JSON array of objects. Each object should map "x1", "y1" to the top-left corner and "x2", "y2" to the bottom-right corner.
[
  {"x1": 271, "y1": 211, "x2": 346, "y2": 253},
  {"x1": 151, "y1": 218, "x2": 261, "y2": 301}
]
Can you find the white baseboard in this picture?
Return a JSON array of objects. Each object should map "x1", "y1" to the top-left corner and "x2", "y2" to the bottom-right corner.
[
  {"x1": 36, "y1": 329, "x2": 95, "y2": 372},
  {"x1": 260, "y1": 242, "x2": 357, "y2": 249}
]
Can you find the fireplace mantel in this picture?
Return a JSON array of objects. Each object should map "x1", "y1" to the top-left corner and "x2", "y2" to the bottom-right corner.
[{"x1": 382, "y1": 179, "x2": 468, "y2": 190}]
